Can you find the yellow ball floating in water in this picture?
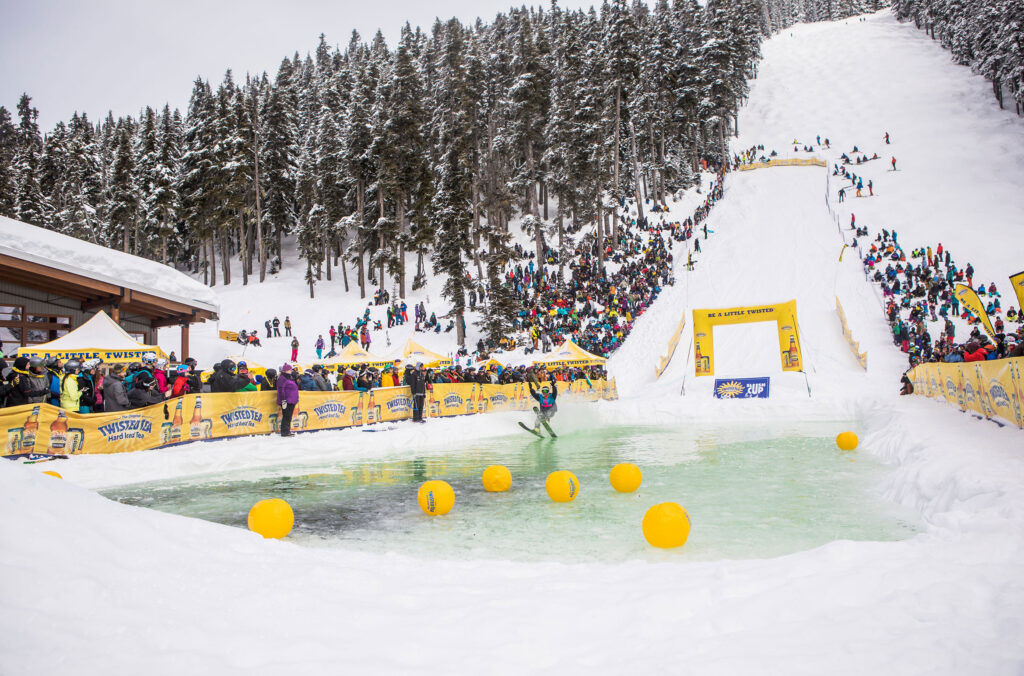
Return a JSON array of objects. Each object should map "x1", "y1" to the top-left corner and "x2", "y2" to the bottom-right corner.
[
  {"x1": 42, "y1": 470, "x2": 62, "y2": 479},
  {"x1": 481, "y1": 465, "x2": 512, "y2": 492},
  {"x1": 545, "y1": 470, "x2": 579, "y2": 503},
  {"x1": 836, "y1": 431, "x2": 859, "y2": 451},
  {"x1": 642, "y1": 502, "x2": 691, "y2": 549},
  {"x1": 609, "y1": 463, "x2": 642, "y2": 493},
  {"x1": 247, "y1": 498, "x2": 294, "y2": 539},
  {"x1": 418, "y1": 480, "x2": 455, "y2": 515}
]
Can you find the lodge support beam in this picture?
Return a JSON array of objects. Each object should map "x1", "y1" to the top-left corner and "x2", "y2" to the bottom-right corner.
[
  {"x1": 80, "y1": 294, "x2": 123, "y2": 312},
  {"x1": 180, "y1": 322, "x2": 189, "y2": 362}
]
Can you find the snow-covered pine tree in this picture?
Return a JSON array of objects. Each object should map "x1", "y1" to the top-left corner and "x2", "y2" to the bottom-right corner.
[
  {"x1": 13, "y1": 94, "x2": 47, "y2": 227},
  {"x1": 62, "y1": 112, "x2": 104, "y2": 242},
  {"x1": 0, "y1": 106, "x2": 17, "y2": 218},
  {"x1": 146, "y1": 104, "x2": 182, "y2": 265},
  {"x1": 507, "y1": 9, "x2": 550, "y2": 264},
  {"x1": 260, "y1": 59, "x2": 300, "y2": 273},
  {"x1": 180, "y1": 78, "x2": 220, "y2": 285},
  {"x1": 314, "y1": 62, "x2": 349, "y2": 289},
  {"x1": 342, "y1": 38, "x2": 377, "y2": 299},
  {"x1": 39, "y1": 121, "x2": 70, "y2": 225},
  {"x1": 430, "y1": 19, "x2": 475, "y2": 347},
  {"x1": 107, "y1": 120, "x2": 139, "y2": 254}
]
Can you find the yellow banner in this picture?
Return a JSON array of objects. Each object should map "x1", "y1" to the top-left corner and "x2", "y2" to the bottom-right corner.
[
  {"x1": 1010, "y1": 270, "x2": 1024, "y2": 315},
  {"x1": 908, "y1": 358, "x2": 1024, "y2": 429},
  {"x1": 1, "y1": 380, "x2": 617, "y2": 458},
  {"x1": 692, "y1": 300, "x2": 803, "y2": 377},
  {"x1": 954, "y1": 283, "x2": 997, "y2": 340},
  {"x1": 14, "y1": 346, "x2": 169, "y2": 364},
  {"x1": 655, "y1": 313, "x2": 687, "y2": 379},
  {"x1": 737, "y1": 158, "x2": 826, "y2": 171},
  {"x1": 835, "y1": 297, "x2": 868, "y2": 370}
]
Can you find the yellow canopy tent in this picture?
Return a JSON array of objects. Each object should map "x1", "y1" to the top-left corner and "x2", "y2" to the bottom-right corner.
[
  {"x1": 16, "y1": 310, "x2": 168, "y2": 364},
  {"x1": 477, "y1": 358, "x2": 506, "y2": 372},
  {"x1": 532, "y1": 339, "x2": 607, "y2": 369},
  {"x1": 400, "y1": 338, "x2": 452, "y2": 369},
  {"x1": 315, "y1": 341, "x2": 394, "y2": 372}
]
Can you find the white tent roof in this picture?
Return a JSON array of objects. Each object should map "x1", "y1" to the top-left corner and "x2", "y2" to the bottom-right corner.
[
  {"x1": 0, "y1": 215, "x2": 218, "y2": 312},
  {"x1": 16, "y1": 310, "x2": 167, "y2": 362}
]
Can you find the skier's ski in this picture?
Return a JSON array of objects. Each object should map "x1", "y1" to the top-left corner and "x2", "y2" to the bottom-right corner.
[
  {"x1": 541, "y1": 420, "x2": 558, "y2": 438},
  {"x1": 518, "y1": 422, "x2": 544, "y2": 438}
]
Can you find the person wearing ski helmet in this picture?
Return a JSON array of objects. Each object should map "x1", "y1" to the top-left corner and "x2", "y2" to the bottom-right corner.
[
  {"x1": 60, "y1": 360, "x2": 82, "y2": 411},
  {"x1": 4, "y1": 356, "x2": 49, "y2": 406},
  {"x1": 258, "y1": 368, "x2": 278, "y2": 391},
  {"x1": 210, "y1": 359, "x2": 249, "y2": 393},
  {"x1": 44, "y1": 357, "x2": 63, "y2": 406},
  {"x1": 77, "y1": 357, "x2": 103, "y2": 413},
  {"x1": 128, "y1": 368, "x2": 163, "y2": 409},
  {"x1": 171, "y1": 364, "x2": 192, "y2": 397},
  {"x1": 153, "y1": 358, "x2": 169, "y2": 394},
  {"x1": 527, "y1": 371, "x2": 559, "y2": 433}
]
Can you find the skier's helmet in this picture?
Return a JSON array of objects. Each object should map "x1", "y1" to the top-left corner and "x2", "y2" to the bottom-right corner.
[
  {"x1": 141, "y1": 352, "x2": 157, "y2": 365},
  {"x1": 64, "y1": 360, "x2": 81, "y2": 373}
]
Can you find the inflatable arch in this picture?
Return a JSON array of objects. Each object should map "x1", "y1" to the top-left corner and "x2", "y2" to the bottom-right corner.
[{"x1": 692, "y1": 299, "x2": 803, "y2": 377}]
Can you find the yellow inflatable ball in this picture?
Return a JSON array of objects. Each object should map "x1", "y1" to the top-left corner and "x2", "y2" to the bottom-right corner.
[
  {"x1": 418, "y1": 479, "x2": 455, "y2": 516},
  {"x1": 545, "y1": 470, "x2": 579, "y2": 503},
  {"x1": 609, "y1": 463, "x2": 642, "y2": 493},
  {"x1": 642, "y1": 502, "x2": 691, "y2": 549},
  {"x1": 42, "y1": 470, "x2": 62, "y2": 479},
  {"x1": 836, "y1": 431, "x2": 859, "y2": 451},
  {"x1": 247, "y1": 498, "x2": 294, "y2": 539},
  {"x1": 481, "y1": 465, "x2": 512, "y2": 492}
]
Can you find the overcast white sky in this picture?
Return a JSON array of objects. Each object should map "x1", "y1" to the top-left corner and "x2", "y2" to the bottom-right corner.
[{"x1": 0, "y1": 0, "x2": 599, "y2": 132}]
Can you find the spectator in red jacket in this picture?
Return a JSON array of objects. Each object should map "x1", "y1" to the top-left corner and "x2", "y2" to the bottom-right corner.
[{"x1": 963, "y1": 341, "x2": 988, "y2": 362}]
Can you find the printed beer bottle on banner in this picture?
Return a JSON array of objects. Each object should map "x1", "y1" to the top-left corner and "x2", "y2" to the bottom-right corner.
[
  {"x1": 370, "y1": 391, "x2": 382, "y2": 421},
  {"x1": 170, "y1": 399, "x2": 183, "y2": 442},
  {"x1": 788, "y1": 335, "x2": 800, "y2": 368},
  {"x1": 350, "y1": 396, "x2": 363, "y2": 426},
  {"x1": 465, "y1": 385, "x2": 475, "y2": 414},
  {"x1": 48, "y1": 410, "x2": 68, "y2": 453},
  {"x1": 190, "y1": 396, "x2": 203, "y2": 439},
  {"x1": 22, "y1": 406, "x2": 40, "y2": 451},
  {"x1": 428, "y1": 388, "x2": 439, "y2": 417},
  {"x1": 695, "y1": 342, "x2": 708, "y2": 375}
]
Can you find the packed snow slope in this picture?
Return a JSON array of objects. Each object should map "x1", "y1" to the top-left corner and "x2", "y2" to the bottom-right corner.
[{"x1": 4, "y1": 11, "x2": 1024, "y2": 675}]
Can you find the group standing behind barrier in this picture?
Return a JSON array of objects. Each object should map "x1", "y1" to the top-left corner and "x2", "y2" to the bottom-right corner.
[{"x1": 1, "y1": 379, "x2": 618, "y2": 459}]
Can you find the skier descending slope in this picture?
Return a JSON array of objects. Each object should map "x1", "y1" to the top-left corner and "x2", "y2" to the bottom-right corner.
[{"x1": 519, "y1": 374, "x2": 559, "y2": 438}]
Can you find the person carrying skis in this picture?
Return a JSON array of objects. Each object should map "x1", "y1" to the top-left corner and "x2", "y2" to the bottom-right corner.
[{"x1": 527, "y1": 372, "x2": 558, "y2": 434}]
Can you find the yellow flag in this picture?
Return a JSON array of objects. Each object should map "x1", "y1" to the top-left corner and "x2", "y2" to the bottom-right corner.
[
  {"x1": 1010, "y1": 270, "x2": 1024, "y2": 314},
  {"x1": 953, "y1": 284, "x2": 997, "y2": 339}
]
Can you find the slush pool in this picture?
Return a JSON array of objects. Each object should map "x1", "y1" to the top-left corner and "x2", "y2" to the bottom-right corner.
[{"x1": 102, "y1": 423, "x2": 919, "y2": 562}]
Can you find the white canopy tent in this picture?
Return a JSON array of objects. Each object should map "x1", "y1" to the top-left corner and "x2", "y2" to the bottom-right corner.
[{"x1": 16, "y1": 310, "x2": 167, "y2": 364}]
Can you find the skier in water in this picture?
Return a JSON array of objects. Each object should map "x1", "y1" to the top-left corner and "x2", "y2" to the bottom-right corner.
[{"x1": 527, "y1": 373, "x2": 559, "y2": 435}]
